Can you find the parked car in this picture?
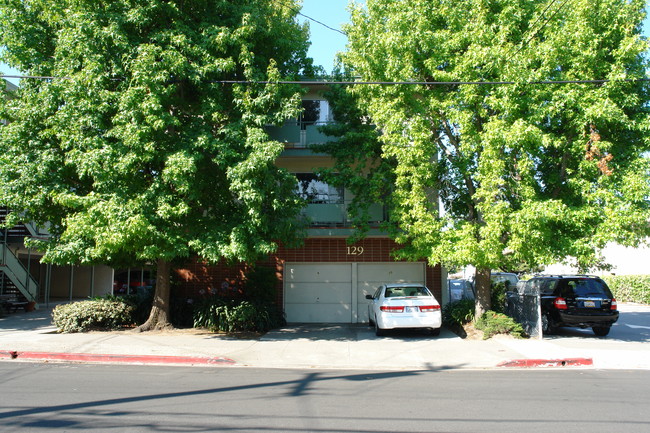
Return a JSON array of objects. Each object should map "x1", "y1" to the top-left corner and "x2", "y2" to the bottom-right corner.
[
  {"x1": 113, "y1": 269, "x2": 155, "y2": 295},
  {"x1": 366, "y1": 283, "x2": 442, "y2": 336},
  {"x1": 448, "y1": 279, "x2": 475, "y2": 301},
  {"x1": 491, "y1": 272, "x2": 519, "y2": 290},
  {"x1": 524, "y1": 275, "x2": 619, "y2": 336}
]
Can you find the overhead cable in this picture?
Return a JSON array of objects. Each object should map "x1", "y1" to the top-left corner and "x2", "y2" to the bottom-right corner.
[{"x1": 3, "y1": 75, "x2": 648, "y2": 86}]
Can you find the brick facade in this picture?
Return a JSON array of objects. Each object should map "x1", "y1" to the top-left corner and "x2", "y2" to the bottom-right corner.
[{"x1": 174, "y1": 237, "x2": 442, "y2": 304}]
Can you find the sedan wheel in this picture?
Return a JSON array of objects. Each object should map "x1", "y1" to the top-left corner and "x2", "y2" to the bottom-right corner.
[
  {"x1": 430, "y1": 327, "x2": 441, "y2": 337},
  {"x1": 374, "y1": 320, "x2": 386, "y2": 337}
]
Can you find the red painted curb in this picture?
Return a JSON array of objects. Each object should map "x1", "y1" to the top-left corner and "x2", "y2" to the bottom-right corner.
[
  {"x1": 498, "y1": 358, "x2": 593, "y2": 368},
  {"x1": 0, "y1": 350, "x2": 236, "y2": 366}
]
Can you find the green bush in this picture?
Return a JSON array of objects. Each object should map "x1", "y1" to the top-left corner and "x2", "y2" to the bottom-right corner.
[
  {"x1": 193, "y1": 297, "x2": 285, "y2": 333},
  {"x1": 490, "y1": 281, "x2": 509, "y2": 314},
  {"x1": 243, "y1": 266, "x2": 279, "y2": 304},
  {"x1": 474, "y1": 310, "x2": 526, "y2": 339},
  {"x1": 442, "y1": 299, "x2": 475, "y2": 326},
  {"x1": 602, "y1": 275, "x2": 650, "y2": 304},
  {"x1": 52, "y1": 298, "x2": 135, "y2": 333},
  {"x1": 170, "y1": 296, "x2": 196, "y2": 328}
]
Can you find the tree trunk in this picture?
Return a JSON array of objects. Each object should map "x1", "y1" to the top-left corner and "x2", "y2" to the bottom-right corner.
[
  {"x1": 136, "y1": 258, "x2": 173, "y2": 332},
  {"x1": 474, "y1": 267, "x2": 492, "y2": 319}
]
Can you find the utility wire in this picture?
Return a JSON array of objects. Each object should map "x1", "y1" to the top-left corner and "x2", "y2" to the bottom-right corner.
[
  {"x1": 271, "y1": 0, "x2": 346, "y2": 36},
  {"x1": 3, "y1": 75, "x2": 648, "y2": 86},
  {"x1": 508, "y1": 0, "x2": 573, "y2": 61}
]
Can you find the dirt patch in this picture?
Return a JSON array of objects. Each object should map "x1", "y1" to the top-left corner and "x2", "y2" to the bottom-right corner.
[{"x1": 446, "y1": 323, "x2": 484, "y2": 340}]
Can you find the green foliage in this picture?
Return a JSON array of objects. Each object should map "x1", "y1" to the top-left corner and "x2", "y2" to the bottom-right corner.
[
  {"x1": 92, "y1": 292, "x2": 153, "y2": 324},
  {"x1": 474, "y1": 311, "x2": 526, "y2": 339},
  {"x1": 343, "y1": 0, "x2": 650, "y2": 277},
  {"x1": 0, "y1": 0, "x2": 313, "y2": 328},
  {"x1": 442, "y1": 299, "x2": 476, "y2": 326},
  {"x1": 314, "y1": 69, "x2": 396, "y2": 240},
  {"x1": 490, "y1": 281, "x2": 510, "y2": 314},
  {"x1": 193, "y1": 298, "x2": 285, "y2": 333},
  {"x1": 603, "y1": 275, "x2": 650, "y2": 304},
  {"x1": 170, "y1": 296, "x2": 196, "y2": 328},
  {"x1": 0, "y1": 1, "x2": 311, "y2": 265},
  {"x1": 52, "y1": 298, "x2": 135, "y2": 333},
  {"x1": 243, "y1": 266, "x2": 279, "y2": 304}
]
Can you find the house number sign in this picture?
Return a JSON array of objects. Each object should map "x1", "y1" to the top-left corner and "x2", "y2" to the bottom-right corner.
[{"x1": 347, "y1": 246, "x2": 364, "y2": 255}]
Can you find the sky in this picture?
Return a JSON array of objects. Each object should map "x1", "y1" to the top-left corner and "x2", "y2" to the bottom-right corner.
[{"x1": 1, "y1": 0, "x2": 649, "y2": 83}]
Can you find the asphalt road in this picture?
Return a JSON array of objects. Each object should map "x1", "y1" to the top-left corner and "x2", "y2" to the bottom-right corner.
[{"x1": 1, "y1": 363, "x2": 649, "y2": 432}]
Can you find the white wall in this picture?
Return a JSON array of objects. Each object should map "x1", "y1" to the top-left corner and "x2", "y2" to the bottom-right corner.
[{"x1": 544, "y1": 242, "x2": 650, "y2": 276}]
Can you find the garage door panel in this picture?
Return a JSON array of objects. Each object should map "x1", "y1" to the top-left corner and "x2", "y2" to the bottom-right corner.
[
  {"x1": 285, "y1": 304, "x2": 351, "y2": 323},
  {"x1": 285, "y1": 264, "x2": 351, "y2": 283},
  {"x1": 285, "y1": 262, "x2": 425, "y2": 323},
  {"x1": 285, "y1": 282, "x2": 351, "y2": 304},
  {"x1": 356, "y1": 263, "x2": 426, "y2": 323},
  {"x1": 357, "y1": 263, "x2": 424, "y2": 283}
]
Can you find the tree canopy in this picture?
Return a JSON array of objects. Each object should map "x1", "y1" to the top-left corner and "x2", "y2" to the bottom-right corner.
[
  {"x1": 0, "y1": 0, "x2": 313, "y2": 329},
  {"x1": 342, "y1": 0, "x2": 650, "y2": 314}
]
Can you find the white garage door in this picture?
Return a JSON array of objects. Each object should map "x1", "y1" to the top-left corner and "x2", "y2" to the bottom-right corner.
[
  {"x1": 356, "y1": 262, "x2": 426, "y2": 323},
  {"x1": 284, "y1": 262, "x2": 425, "y2": 323},
  {"x1": 284, "y1": 263, "x2": 353, "y2": 323}
]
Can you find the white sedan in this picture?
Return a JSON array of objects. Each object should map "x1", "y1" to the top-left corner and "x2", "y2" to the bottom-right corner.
[{"x1": 366, "y1": 283, "x2": 442, "y2": 336}]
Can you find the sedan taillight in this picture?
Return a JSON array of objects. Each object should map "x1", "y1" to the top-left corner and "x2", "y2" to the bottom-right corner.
[
  {"x1": 380, "y1": 306, "x2": 404, "y2": 313},
  {"x1": 419, "y1": 305, "x2": 441, "y2": 312}
]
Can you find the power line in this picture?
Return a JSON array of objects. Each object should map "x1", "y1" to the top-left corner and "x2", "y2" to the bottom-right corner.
[
  {"x1": 3, "y1": 74, "x2": 648, "y2": 86},
  {"x1": 271, "y1": 0, "x2": 346, "y2": 36},
  {"x1": 508, "y1": 0, "x2": 573, "y2": 61}
]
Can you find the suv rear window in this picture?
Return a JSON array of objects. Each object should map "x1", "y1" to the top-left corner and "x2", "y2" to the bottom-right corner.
[{"x1": 558, "y1": 279, "x2": 612, "y2": 298}]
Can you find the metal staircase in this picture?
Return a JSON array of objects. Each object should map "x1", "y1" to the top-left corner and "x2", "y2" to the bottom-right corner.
[{"x1": 1, "y1": 208, "x2": 40, "y2": 303}]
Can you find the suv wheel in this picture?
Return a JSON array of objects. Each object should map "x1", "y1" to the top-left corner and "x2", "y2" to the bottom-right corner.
[
  {"x1": 542, "y1": 313, "x2": 556, "y2": 335},
  {"x1": 592, "y1": 326, "x2": 611, "y2": 337}
]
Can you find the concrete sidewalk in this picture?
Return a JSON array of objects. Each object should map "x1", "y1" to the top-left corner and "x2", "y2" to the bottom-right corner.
[{"x1": 0, "y1": 303, "x2": 648, "y2": 370}]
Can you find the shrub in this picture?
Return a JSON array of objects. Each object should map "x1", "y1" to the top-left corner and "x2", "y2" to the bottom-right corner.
[
  {"x1": 602, "y1": 275, "x2": 650, "y2": 304},
  {"x1": 170, "y1": 296, "x2": 196, "y2": 328},
  {"x1": 474, "y1": 310, "x2": 526, "y2": 339},
  {"x1": 442, "y1": 298, "x2": 475, "y2": 326},
  {"x1": 52, "y1": 298, "x2": 135, "y2": 333},
  {"x1": 193, "y1": 297, "x2": 285, "y2": 333},
  {"x1": 243, "y1": 266, "x2": 279, "y2": 304},
  {"x1": 490, "y1": 281, "x2": 509, "y2": 314},
  {"x1": 91, "y1": 292, "x2": 153, "y2": 324}
]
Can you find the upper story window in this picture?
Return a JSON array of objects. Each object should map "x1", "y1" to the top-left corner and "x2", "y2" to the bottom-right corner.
[
  {"x1": 295, "y1": 173, "x2": 343, "y2": 204},
  {"x1": 299, "y1": 100, "x2": 332, "y2": 129}
]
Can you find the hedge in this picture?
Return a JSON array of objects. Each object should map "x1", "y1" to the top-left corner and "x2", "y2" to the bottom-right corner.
[
  {"x1": 602, "y1": 275, "x2": 650, "y2": 305},
  {"x1": 52, "y1": 298, "x2": 135, "y2": 333},
  {"x1": 193, "y1": 298, "x2": 285, "y2": 333}
]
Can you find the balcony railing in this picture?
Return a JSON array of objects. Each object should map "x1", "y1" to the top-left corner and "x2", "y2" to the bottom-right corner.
[
  {"x1": 266, "y1": 121, "x2": 335, "y2": 149},
  {"x1": 301, "y1": 201, "x2": 387, "y2": 228}
]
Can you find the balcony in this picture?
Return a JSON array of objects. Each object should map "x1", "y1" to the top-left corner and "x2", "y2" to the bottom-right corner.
[
  {"x1": 301, "y1": 201, "x2": 387, "y2": 228},
  {"x1": 266, "y1": 120, "x2": 335, "y2": 149}
]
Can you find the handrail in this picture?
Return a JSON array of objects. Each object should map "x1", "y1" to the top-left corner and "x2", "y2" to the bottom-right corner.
[{"x1": 0, "y1": 244, "x2": 38, "y2": 302}]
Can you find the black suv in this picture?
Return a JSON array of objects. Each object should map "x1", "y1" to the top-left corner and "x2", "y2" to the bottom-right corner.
[{"x1": 525, "y1": 275, "x2": 619, "y2": 336}]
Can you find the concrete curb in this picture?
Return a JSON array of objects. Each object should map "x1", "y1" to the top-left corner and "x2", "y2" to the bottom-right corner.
[
  {"x1": 0, "y1": 350, "x2": 236, "y2": 367},
  {"x1": 497, "y1": 357, "x2": 593, "y2": 368}
]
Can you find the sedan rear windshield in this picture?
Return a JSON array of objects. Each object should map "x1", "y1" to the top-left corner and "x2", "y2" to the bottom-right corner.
[{"x1": 385, "y1": 287, "x2": 431, "y2": 297}]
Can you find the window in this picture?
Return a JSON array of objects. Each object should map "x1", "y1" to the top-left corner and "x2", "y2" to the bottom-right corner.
[
  {"x1": 295, "y1": 173, "x2": 343, "y2": 204},
  {"x1": 299, "y1": 100, "x2": 331, "y2": 129}
]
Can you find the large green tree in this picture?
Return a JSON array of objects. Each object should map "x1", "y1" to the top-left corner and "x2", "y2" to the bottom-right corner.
[
  {"x1": 0, "y1": 0, "x2": 312, "y2": 330},
  {"x1": 343, "y1": 0, "x2": 650, "y2": 316}
]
